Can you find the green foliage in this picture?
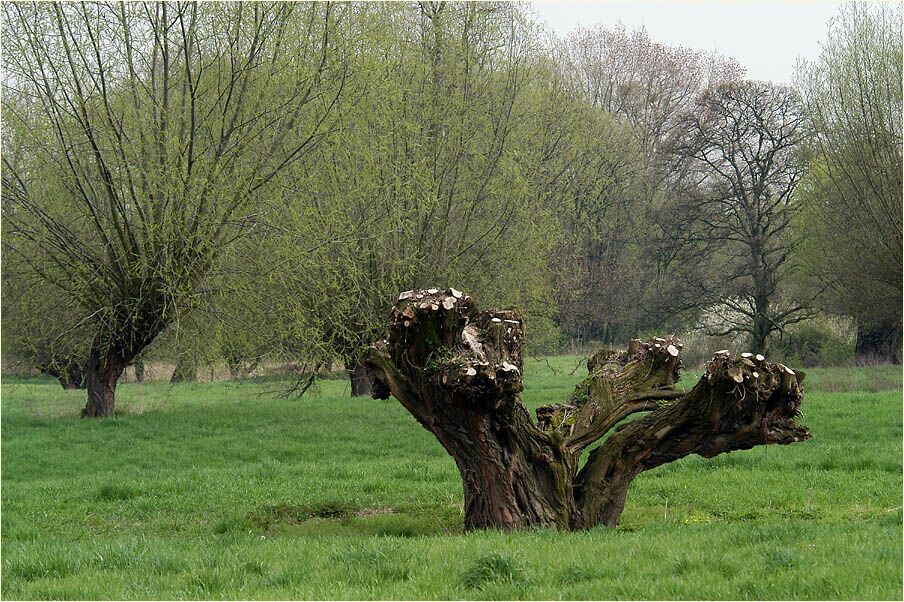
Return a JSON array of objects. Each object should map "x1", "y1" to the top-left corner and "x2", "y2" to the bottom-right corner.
[
  {"x1": 771, "y1": 320, "x2": 856, "y2": 368},
  {"x1": 1, "y1": 2, "x2": 351, "y2": 410},
  {"x1": 795, "y1": 2, "x2": 903, "y2": 355},
  {"x1": 222, "y1": 2, "x2": 559, "y2": 380},
  {"x1": 1, "y1": 362, "x2": 901, "y2": 599},
  {"x1": 523, "y1": 314, "x2": 567, "y2": 355},
  {"x1": 3, "y1": 0, "x2": 900, "y2": 410}
]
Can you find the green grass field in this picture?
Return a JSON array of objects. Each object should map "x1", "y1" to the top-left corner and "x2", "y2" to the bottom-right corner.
[{"x1": 2, "y1": 358, "x2": 901, "y2": 600}]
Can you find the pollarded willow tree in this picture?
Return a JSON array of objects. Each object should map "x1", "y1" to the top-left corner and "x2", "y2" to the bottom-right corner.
[
  {"x1": 1, "y1": 1, "x2": 348, "y2": 416},
  {"x1": 365, "y1": 289, "x2": 810, "y2": 530}
]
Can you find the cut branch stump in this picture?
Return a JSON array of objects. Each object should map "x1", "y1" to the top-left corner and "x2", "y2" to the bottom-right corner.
[{"x1": 365, "y1": 289, "x2": 810, "y2": 530}]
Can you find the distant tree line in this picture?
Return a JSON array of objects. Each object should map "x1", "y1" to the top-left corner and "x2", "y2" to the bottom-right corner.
[{"x1": 2, "y1": 1, "x2": 900, "y2": 416}]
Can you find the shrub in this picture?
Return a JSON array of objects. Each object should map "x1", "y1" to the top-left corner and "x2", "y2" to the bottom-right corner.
[
  {"x1": 677, "y1": 316, "x2": 857, "y2": 369},
  {"x1": 771, "y1": 319, "x2": 855, "y2": 367}
]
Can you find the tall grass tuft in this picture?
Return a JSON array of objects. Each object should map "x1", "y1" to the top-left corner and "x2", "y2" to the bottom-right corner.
[{"x1": 461, "y1": 551, "x2": 530, "y2": 589}]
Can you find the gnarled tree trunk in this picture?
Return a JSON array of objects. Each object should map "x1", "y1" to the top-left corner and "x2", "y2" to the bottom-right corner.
[
  {"x1": 81, "y1": 317, "x2": 164, "y2": 417},
  {"x1": 365, "y1": 288, "x2": 810, "y2": 531},
  {"x1": 83, "y1": 347, "x2": 128, "y2": 418}
]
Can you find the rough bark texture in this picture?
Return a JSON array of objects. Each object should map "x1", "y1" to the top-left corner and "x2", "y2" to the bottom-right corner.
[
  {"x1": 83, "y1": 347, "x2": 127, "y2": 418},
  {"x1": 366, "y1": 288, "x2": 810, "y2": 531}
]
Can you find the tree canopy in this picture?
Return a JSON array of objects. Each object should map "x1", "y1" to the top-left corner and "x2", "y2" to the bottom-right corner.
[{"x1": 1, "y1": 1, "x2": 900, "y2": 412}]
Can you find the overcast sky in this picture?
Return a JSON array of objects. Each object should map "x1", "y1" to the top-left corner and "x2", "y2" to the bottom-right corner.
[{"x1": 530, "y1": 0, "x2": 848, "y2": 83}]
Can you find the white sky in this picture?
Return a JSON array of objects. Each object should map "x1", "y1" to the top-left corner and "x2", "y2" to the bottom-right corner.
[{"x1": 530, "y1": 0, "x2": 848, "y2": 83}]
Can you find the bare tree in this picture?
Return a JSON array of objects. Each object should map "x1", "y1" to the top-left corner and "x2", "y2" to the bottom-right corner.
[
  {"x1": 554, "y1": 24, "x2": 746, "y2": 341},
  {"x1": 565, "y1": 23, "x2": 744, "y2": 161},
  {"x1": 365, "y1": 289, "x2": 809, "y2": 530},
  {"x1": 676, "y1": 81, "x2": 809, "y2": 353},
  {"x1": 1, "y1": 1, "x2": 347, "y2": 415}
]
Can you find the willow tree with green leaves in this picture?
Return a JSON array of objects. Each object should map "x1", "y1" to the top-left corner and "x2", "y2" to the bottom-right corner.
[
  {"x1": 223, "y1": 1, "x2": 556, "y2": 395},
  {"x1": 517, "y1": 49, "x2": 649, "y2": 345},
  {"x1": 796, "y1": 2, "x2": 903, "y2": 362},
  {"x1": 0, "y1": 274, "x2": 90, "y2": 388},
  {"x1": 1, "y1": 1, "x2": 348, "y2": 416}
]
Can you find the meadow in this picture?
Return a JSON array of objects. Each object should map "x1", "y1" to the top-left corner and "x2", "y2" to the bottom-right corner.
[{"x1": 1, "y1": 357, "x2": 901, "y2": 600}]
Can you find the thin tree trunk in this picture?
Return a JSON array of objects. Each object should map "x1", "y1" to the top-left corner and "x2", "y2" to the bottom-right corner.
[
  {"x1": 83, "y1": 348, "x2": 127, "y2": 418},
  {"x1": 751, "y1": 294, "x2": 771, "y2": 355},
  {"x1": 170, "y1": 354, "x2": 197, "y2": 383},
  {"x1": 133, "y1": 359, "x2": 145, "y2": 383},
  {"x1": 227, "y1": 358, "x2": 242, "y2": 380},
  {"x1": 57, "y1": 360, "x2": 86, "y2": 389},
  {"x1": 750, "y1": 255, "x2": 772, "y2": 355},
  {"x1": 751, "y1": 322, "x2": 769, "y2": 355},
  {"x1": 345, "y1": 357, "x2": 372, "y2": 397},
  {"x1": 855, "y1": 321, "x2": 902, "y2": 364},
  {"x1": 35, "y1": 352, "x2": 87, "y2": 390}
]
